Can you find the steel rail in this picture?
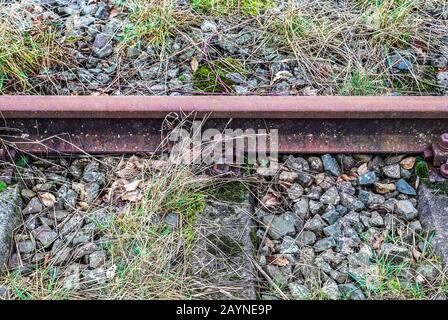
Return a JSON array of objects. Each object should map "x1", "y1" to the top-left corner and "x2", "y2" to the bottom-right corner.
[
  {"x1": 0, "y1": 96, "x2": 447, "y2": 118},
  {"x1": 0, "y1": 96, "x2": 447, "y2": 154}
]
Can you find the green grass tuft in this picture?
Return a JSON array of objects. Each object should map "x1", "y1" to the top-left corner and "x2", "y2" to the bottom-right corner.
[{"x1": 191, "y1": 0, "x2": 273, "y2": 16}]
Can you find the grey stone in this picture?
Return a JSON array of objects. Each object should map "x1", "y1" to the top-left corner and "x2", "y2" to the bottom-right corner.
[
  {"x1": 33, "y1": 224, "x2": 58, "y2": 248},
  {"x1": 88, "y1": 250, "x2": 106, "y2": 268},
  {"x1": 61, "y1": 213, "x2": 84, "y2": 236},
  {"x1": 389, "y1": 51, "x2": 414, "y2": 71},
  {"x1": 321, "y1": 279, "x2": 341, "y2": 300},
  {"x1": 418, "y1": 185, "x2": 448, "y2": 266},
  {"x1": 409, "y1": 220, "x2": 422, "y2": 233},
  {"x1": 225, "y1": 73, "x2": 246, "y2": 84},
  {"x1": 368, "y1": 155, "x2": 385, "y2": 172},
  {"x1": 358, "y1": 171, "x2": 377, "y2": 185},
  {"x1": 358, "y1": 190, "x2": 385, "y2": 205},
  {"x1": 85, "y1": 182, "x2": 100, "y2": 203},
  {"x1": 337, "y1": 182, "x2": 356, "y2": 196},
  {"x1": 304, "y1": 214, "x2": 327, "y2": 235},
  {"x1": 416, "y1": 263, "x2": 440, "y2": 283},
  {"x1": 18, "y1": 241, "x2": 35, "y2": 254},
  {"x1": 396, "y1": 179, "x2": 416, "y2": 196},
  {"x1": 338, "y1": 283, "x2": 366, "y2": 300},
  {"x1": 306, "y1": 186, "x2": 323, "y2": 200},
  {"x1": 314, "y1": 237, "x2": 336, "y2": 252},
  {"x1": 64, "y1": 264, "x2": 81, "y2": 291},
  {"x1": 384, "y1": 198, "x2": 397, "y2": 212},
  {"x1": 165, "y1": 213, "x2": 179, "y2": 228},
  {"x1": 320, "y1": 187, "x2": 340, "y2": 206},
  {"x1": 340, "y1": 193, "x2": 365, "y2": 211},
  {"x1": 82, "y1": 162, "x2": 106, "y2": 185},
  {"x1": 383, "y1": 164, "x2": 401, "y2": 179},
  {"x1": 93, "y1": 33, "x2": 113, "y2": 58},
  {"x1": 322, "y1": 209, "x2": 340, "y2": 225},
  {"x1": 293, "y1": 198, "x2": 309, "y2": 219},
  {"x1": 82, "y1": 267, "x2": 107, "y2": 287},
  {"x1": 0, "y1": 186, "x2": 22, "y2": 271},
  {"x1": 279, "y1": 236, "x2": 300, "y2": 254},
  {"x1": 296, "y1": 231, "x2": 317, "y2": 246},
  {"x1": 201, "y1": 20, "x2": 217, "y2": 33},
  {"x1": 381, "y1": 243, "x2": 409, "y2": 263},
  {"x1": 73, "y1": 242, "x2": 98, "y2": 259},
  {"x1": 321, "y1": 154, "x2": 341, "y2": 177},
  {"x1": 296, "y1": 172, "x2": 314, "y2": 187},
  {"x1": 23, "y1": 197, "x2": 43, "y2": 215},
  {"x1": 285, "y1": 156, "x2": 310, "y2": 172},
  {"x1": 369, "y1": 211, "x2": 384, "y2": 227},
  {"x1": 336, "y1": 154, "x2": 356, "y2": 170},
  {"x1": 138, "y1": 66, "x2": 160, "y2": 80},
  {"x1": 396, "y1": 200, "x2": 418, "y2": 221},
  {"x1": 266, "y1": 264, "x2": 292, "y2": 286},
  {"x1": 262, "y1": 213, "x2": 296, "y2": 240},
  {"x1": 287, "y1": 183, "x2": 303, "y2": 200},
  {"x1": 323, "y1": 222, "x2": 342, "y2": 239},
  {"x1": 288, "y1": 282, "x2": 310, "y2": 300},
  {"x1": 78, "y1": 15, "x2": 95, "y2": 27},
  {"x1": 308, "y1": 156, "x2": 323, "y2": 172},
  {"x1": 21, "y1": 189, "x2": 36, "y2": 203},
  {"x1": 309, "y1": 200, "x2": 324, "y2": 215}
]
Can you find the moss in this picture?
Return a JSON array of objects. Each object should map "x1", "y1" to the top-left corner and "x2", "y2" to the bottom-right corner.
[
  {"x1": 193, "y1": 58, "x2": 246, "y2": 93},
  {"x1": 210, "y1": 181, "x2": 247, "y2": 203},
  {"x1": 207, "y1": 234, "x2": 243, "y2": 256},
  {"x1": 415, "y1": 158, "x2": 430, "y2": 179},
  {"x1": 191, "y1": 0, "x2": 273, "y2": 16},
  {"x1": 249, "y1": 229, "x2": 259, "y2": 248}
]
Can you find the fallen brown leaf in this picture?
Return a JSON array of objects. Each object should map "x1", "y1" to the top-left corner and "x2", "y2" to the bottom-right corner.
[
  {"x1": 267, "y1": 255, "x2": 289, "y2": 267},
  {"x1": 39, "y1": 193, "x2": 56, "y2": 207}
]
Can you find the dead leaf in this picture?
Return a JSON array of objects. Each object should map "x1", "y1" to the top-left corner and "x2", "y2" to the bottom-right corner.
[
  {"x1": 124, "y1": 180, "x2": 141, "y2": 192},
  {"x1": 267, "y1": 255, "x2": 289, "y2": 267},
  {"x1": 261, "y1": 193, "x2": 281, "y2": 207},
  {"x1": 39, "y1": 193, "x2": 56, "y2": 207},
  {"x1": 339, "y1": 173, "x2": 356, "y2": 182},
  {"x1": 72, "y1": 182, "x2": 86, "y2": 201},
  {"x1": 412, "y1": 247, "x2": 422, "y2": 261},
  {"x1": 271, "y1": 71, "x2": 293, "y2": 84},
  {"x1": 191, "y1": 57, "x2": 199, "y2": 73},
  {"x1": 301, "y1": 86, "x2": 317, "y2": 96},
  {"x1": 109, "y1": 7, "x2": 121, "y2": 18},
  {"x1": 264, "y1": 238, "x2": 275, "y2": 251},
  {"x1": 121, "y1": 190, "x2": 142, "y2": 202},
  {"x1": 78, "y1": 201, "x2": 89, "y2": 210}
]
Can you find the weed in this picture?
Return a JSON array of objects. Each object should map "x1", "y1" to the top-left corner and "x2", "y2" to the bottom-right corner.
[
  {"x1": 193, "y1": 58, "x2": 246, "y2": 93},
  {"x1": 339, "y1": 71, "x2": 387, "y2": 95},
  {"x1": 191, "y1": 0, "x2": 273, "y2": 16},
  {"x1": 117, "y1": 0, "x2": 191, "y2": 49},
  {"x1": 0, "y1": 19, "x2": 64, "y2": 93}
]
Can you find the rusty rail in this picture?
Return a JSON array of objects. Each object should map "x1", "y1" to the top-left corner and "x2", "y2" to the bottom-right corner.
[{"x1": 0, "y1": 96, "x2": 447, "y2": 154}]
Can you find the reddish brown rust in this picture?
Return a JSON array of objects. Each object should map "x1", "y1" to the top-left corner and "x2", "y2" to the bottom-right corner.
[
  {"x1": 0, "y1": 96, "x2": 447, "y2": 119},
  {"x1": 0, "y1": 96, "x2": 447, "y2": 154}
]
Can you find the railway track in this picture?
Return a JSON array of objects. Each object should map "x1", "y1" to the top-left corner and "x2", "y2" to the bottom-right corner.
[{"x1": 0, "y1": 96, "x2": 447, "y2": 154}]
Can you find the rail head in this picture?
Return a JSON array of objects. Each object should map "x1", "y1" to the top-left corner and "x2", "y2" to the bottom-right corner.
[{"x1": 0, "y1": 96, "x2": 447, "y2": 119}]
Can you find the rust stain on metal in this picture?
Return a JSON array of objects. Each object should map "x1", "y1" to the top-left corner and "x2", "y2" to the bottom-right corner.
[
  {"x1": 0, "y1": 96, "x2": 447, "y2": 154},
  {"x1": 0, "y1": 96, "x2": 447, "y2": 118}
]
